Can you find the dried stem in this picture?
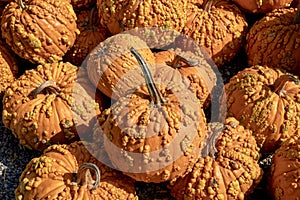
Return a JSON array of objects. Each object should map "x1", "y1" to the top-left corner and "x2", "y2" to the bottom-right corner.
[
  {"x1": 77, "y1": 163, "x2": 101, "y2": 190},
  {"x1": 293, "y1": 2, "x2": 300, "y2": 24},
  {"x1": 18, "y1": 0, "x2": 25, "y2": 9},
  {"x1": 171, "y1": 54, "x2": 199, "y2": 69},
  {"x1": 273, "y1": 75, "x2": 300, "y2": 97},
  {"x1": 130, "y1": 47, "x2": 168, "y2": 107},
  {"x1": 32, "y1": 80, "x2": 60, "y2": 98}
]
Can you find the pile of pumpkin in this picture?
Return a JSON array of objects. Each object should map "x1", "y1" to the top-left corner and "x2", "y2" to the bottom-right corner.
[{"x1": 0, "y1": 0, "x2": 299, "y2": 199}]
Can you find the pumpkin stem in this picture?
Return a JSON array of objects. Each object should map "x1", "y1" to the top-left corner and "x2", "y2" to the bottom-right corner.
[
  {"x1": 273, "y1": 75, "x2": 299, "y2": 97},
  {"x1": 201, "y1": 122, "x2": 223, "y2": 159},
  {"x1": 203, "y1": 0, "x2": 216, "y2": 12},
  {"x1": 171, "y1": 54, "x2": 199, "y2": 69},
  {"x1": 77, "y1": 163, "x2": 101, "y2": 190},
  {"x1": 17, "y1": 0, "x2": 25, "y2": 9},
  {"x1": 293, "y1": 3, "x2": 300, "y2": 24},
  {"x1": 32, "y1": 80, "x2": 61, "y2": 98},
  {"x1": 130, "y1": 47, "x2": 168, "y2": 107}
]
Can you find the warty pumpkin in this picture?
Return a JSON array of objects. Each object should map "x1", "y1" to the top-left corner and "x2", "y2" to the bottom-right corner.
[
  {"x1": 2, "y1": 62, "x2": 103, "y2": 151},
  {"x1": 96, "y1": 47, "x2": 207, "y2": 183},
  {"x1": 169, "y1": 117, "x2": 263, "y2": 200},
  {"x1": 86, "y1": 33, "x2": 155, "y2": 99},
  {"x1": 268, "y1": 131, "x2": 300, "y2": 200},
  {"x1": 15, "y1": 141, "x2": 138, "y2": 200},
  {"x1": 246, "y1": 5, "x2": 300, "y2": 75},
  {"x1": 1, "y1": 0, "x2": 79, "y2": 64},
  {"x1": 64, "y1": 7, "x2": 110, "y2": 66},
  {"x1": 232, "y1": 0, "x2": 293, "y2": 13},
  {"x1": 224, "y1": 65, "x2": 300, "y2": 153},
  {"x1": 176, "y1": 0, "x2": 248, "y2": 67},
  {"x1": 0, "y1": 40, "x2": 18, "y2": 98}
]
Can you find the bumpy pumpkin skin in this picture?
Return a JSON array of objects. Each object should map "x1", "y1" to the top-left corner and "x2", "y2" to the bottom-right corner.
[
  {"x1": 86, "y1": 33, "x2": 155, "y2": 99},
  {"x1": 97, "y1": 64, "x2": 207, "y2": 183},
  {"x1": 97, "y1": 0, "x2": 187, "y2": 35},
  {"x1": 2, "y1": 62, "x2": 97, "y2": 151},
  {"x1": 177, "y1": 0, "x2": 248, "y2": 67},
  {"x1": 0, "y1": 41, "x2": 18, "y2": 97},
  {"x1": 1, "y1": 0, "x2": 79, "y2": 64},
  {"x1": 15, "y1": 142, "x2": 138, "y2": 200},
  {"x1": 246, "y1": 7, "x2": 300, "y2": 75},
  {"x1": 268, "y1": 132, "x2": 300, "y2": 200},
  {"x1": 232, "y1": 0, "x2": 292, "y2": 13},
  {"x1": 169, "y1": 117, "x2": 263, "y2": 200},
  {"x1": 224, "y1": 65, "x2": 300, "y2": 153},
  {"x1": 64, "y1": 8, "x2": 110, "y2": 66}
]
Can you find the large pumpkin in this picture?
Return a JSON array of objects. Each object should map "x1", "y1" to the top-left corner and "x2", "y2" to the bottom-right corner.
[
  {"x1": 15, "y1": 141, "x2": 138, "y2": 200},
  {"x1": 177, "y1": 0, "x2": 248, "y2": 66},
  {"x1": 232, "y1": 0, "x2": 293, "y2": 13},
  {"x1": 1, "y1": 0, "x2": 79, "y2": 64},
  {"x1": 2, "y1": 62, "x2": 103, "y2": 151},
  {"x1": 268, "y1": 131, "x2": 300, "y2": 200},
  {"x1": 96, "y1": 48, "x2": 207, "y2": 183},
  {"x1": 246, "y1": 6, "x2": 300, "y2": 75},
  {"x1": 224, "y1": 65, "x2": 300, "y2": 153},
  {"x1": 169, "y1": 117, "x2": 263, "y2": 200}
]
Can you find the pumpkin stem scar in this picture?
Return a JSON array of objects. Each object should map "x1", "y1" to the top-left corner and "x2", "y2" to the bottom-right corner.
[
  {"x1": 77, "y1": 163, "x2": 101, "y2": 190},
  {"x1": 32, "y1": 80, "x2": 61, "y2": 98},
  {"x1": 293, "y1": 3, "x2": 300, "y2": 24},
  {"x1": 130, "y1": 47, "x2": 168, "y2": 107},
  {"x1": 17, "y1": 0, "x2": 25, "y2": 9},
  {"x1": 171, "y1": 55, "x2": 199, "y2": 68}
]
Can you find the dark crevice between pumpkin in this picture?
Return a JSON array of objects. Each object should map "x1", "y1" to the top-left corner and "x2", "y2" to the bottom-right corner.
[
  {"x1": 73, "y1": 163, "x2": 101, "y2": 190},
  {"x1": 31, "y1": 80, "x2": 61, "y2": 98},
  {"x1": 272, "y1": 75, "x2": 299, "y2": 97},
  {"x1": 130, "y1": 47, "x2": 168, "y2": 107},
  {"x1": 293, "y1": 2, "x2": 300, "y2": 24},
  {"x1": 18, "y1": 0, "x2": 25, "y2": 9}
]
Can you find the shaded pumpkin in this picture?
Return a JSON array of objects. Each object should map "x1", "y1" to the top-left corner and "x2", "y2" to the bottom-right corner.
[
  {"x1": 85, "y1": 33, "x2": 155, "y2": 99},
  {"x1": 64, "y1": 7, "x2": 111, "y2": 66},
  {"x1": 2, "y1": 62, "x2": 103, "y2": 151},
  {"x1": 69, "y1": 0, "x2": 96, "y2": 11},
  {"x1": 232, "y1": 0, "x2": 293, "y2": 13},
  {"x1": 96, "y1": 48, "x2": 207, "y2": 183},
  {"x1": 176, "y1": 0, "x2": 248, "y2": 67},
  {"x1": 224, "y1": 65, "x2": 300, "y2": 153},
  {"x1": 1, "y1": 0, "x2": 79, "y2": 64},
  {"x1": 0, "y1": 40, "x2": 18, "y2": 98},
  {"x1": 15, "y1": 141, "x2": 138, "y2": 200},
  {"x1": 246, "y1": 6, "x2": 300, "y2": 75},
  {"x1": 268, "y1": 131, "x2": 300, "y2": 200},
  {"x1": 169, "y1": 117, "x2": 263, "y2": 200}
]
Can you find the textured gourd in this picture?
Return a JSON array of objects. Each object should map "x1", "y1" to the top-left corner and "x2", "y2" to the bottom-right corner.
[
  {"x1": 154, "y1": 48, "x2": 216, "y2": 108},
  {"x1": 224, "y1": 65, "x2": 300, "y2": 153},
  {"x1": 15, "y1": 141, "x2": 138, "y2": 200},
  {"x1": 64, "y1": 8, "x2": 110, "y2": 66},
  {"x1": 246, "y1": 7, "x2": 300, "y2": 75},
  {"x1": 232, "y1": 0, "x2": 292, "y2": 13},
  {"x1": 96, "y1": 48, "x2": 207, "y2": 183},
  {"x1": 268, "y1": 131, "x2": 300, "y2": 200},
  {"x1": 97, "y1": 0, "x2": 187, "y2": 35},
  {"x1": 1, "y1": 0, "x2": 79, "y2": 64},
  {"x1": 178, "y1": 0, "x2": 248, "y2": 67},
  {"x1": 2, "y1": 62, "x2": 102, "y2": 151},
  {"x1": 169, "y1": 117, "x2": 263, "y2": 200},
  {"x1": 0, "y1": 41, "x2": 18, "y2": 97},
  {"x1": 86, "y1": 33, "x2": 155, "y2": 99}
]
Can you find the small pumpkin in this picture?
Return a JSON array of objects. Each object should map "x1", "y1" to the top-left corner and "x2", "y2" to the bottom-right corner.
[
  {"x1": 15, "y1": 141, "x2": 138, "y2": 200},
  {"x1": 86, "y1": 33, "x2": 155, "y2": 99},
  {"x1": 1, "y1": 0, "x2": 79, "y2": 64},
  {"x1": 224, "y1": 65, "x2": 300, "y2": 153},
  {"x1": 232, "y1": 0, "x2": 293, "y2": 13},
  {"x1": 169, "y1": 117, "x2": 263, "y2": 200},
  {"x1": 246, "y1": 5, "x2": 300, "y2": 75},
  {"x1": 97, "y1": 0, "x2": 188, "y2": 35},
  {"x1": 96, "y1": 48, "x2": 207, "y2": 183},
  {"x1": 268, "y1": 131, "x2": 300, "y2": 200},
  {"x1": 176, "y1": 0, "x2": 248, "y2": 66},
  {"x1": 64, "y1": 7, "x2": 110, "y2": 66},
  {"x1": 0, "y1": 40, "x2": 18, "y2": 98},
  {"x1": 2, "y1": 62, "x2": 103, "y2": 151}
]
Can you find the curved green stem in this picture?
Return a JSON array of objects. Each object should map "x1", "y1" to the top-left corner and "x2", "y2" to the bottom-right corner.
[{"x1": 130, "y1": 47, "x2": 168, "y2": 107}]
